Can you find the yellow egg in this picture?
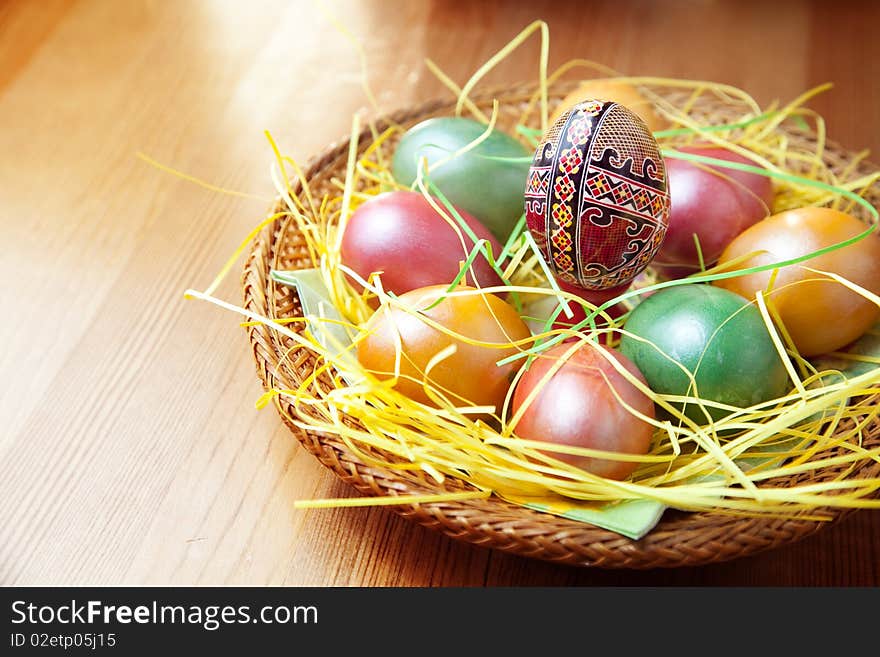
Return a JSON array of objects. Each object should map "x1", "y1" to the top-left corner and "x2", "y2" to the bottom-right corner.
[{"x1": 551, "y1": 79, "x2": 666, "y2": 132}]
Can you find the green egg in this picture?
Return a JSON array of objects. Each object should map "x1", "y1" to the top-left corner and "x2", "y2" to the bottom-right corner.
[
  {"x1": 618, "y1": 285, "x2": 790, "y2": 424},
  {"x1": 391, "y1": 117, "x2": 530, "y2": 241}
]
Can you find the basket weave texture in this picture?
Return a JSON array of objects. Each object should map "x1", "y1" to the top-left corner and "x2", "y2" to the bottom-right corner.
[{"x1": 241, "y1": 82, "x2": 880, "y2": 568}]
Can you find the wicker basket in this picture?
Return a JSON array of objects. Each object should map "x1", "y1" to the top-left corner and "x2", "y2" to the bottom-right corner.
[{"x1": 241, "y1": 81, "x2": 880, "y2": 568}]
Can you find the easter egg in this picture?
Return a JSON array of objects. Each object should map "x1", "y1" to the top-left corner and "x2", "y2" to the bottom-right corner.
[
  {"x1": 714, "y1": 207, "x2": 880, "y2": 356},
  {"x1": 525, "y1": 99, "x2": 670, "y2": 291},
  {"x1": 618, "y1": 285, "x2": 789, "y2": 423},
  {"x1": 357, "y1": 285, "x2": 531, "y2": 409},
  {"x1": 551, "y1": 79, "x2": 666, "y2": 132},
  {"x1": 392, "y1": 117, "x2": 531, "y2": 242},
  {"x1": 653, "y1": 146, "x2": 774, "y2": 278},
  {"x1": 510, "y1": 341, "x2": 655, "y2": 480},
  {"x1": 340, "y1": 191, "x2": 503, "y2": 298},
  {"x1": 551, "y1": 277, "x2": 629, "y2": 336}
]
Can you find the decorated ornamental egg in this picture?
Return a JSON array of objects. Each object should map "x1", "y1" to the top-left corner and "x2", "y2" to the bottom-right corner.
[{"x1": 524, "y1": 100, "x2": 671, "y2": 290}]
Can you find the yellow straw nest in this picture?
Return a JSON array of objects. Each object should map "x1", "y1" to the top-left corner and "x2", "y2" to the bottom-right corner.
[{"x1": 185, "y1": 24, "x2": 880, "y2": 561}]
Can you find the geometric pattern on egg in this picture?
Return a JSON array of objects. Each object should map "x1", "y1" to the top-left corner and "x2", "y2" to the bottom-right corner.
[{"x1": 525, "y1": 99, "x2": 671, "y2": 290}]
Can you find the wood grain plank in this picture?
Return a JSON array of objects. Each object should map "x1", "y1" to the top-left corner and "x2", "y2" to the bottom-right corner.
[
  {"x1": 1, "y1": 0, "x2": 878, "y2": 587},
  {"x1": 0, "y1": 0, "x2": 78, "y2": 96}
]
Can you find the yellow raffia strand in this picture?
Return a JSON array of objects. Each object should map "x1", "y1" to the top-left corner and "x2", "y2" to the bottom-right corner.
[
  {"x1": 179, "y1": 20, "x2": 880, "y2": 519},
  {"x1": 804, "y1": 266, "x2": 880, "y2": 307},
  {"x1": 136, "y1": 152, "x2": 270, "y2": 202},
  {"x1": 314, "y1": 0, "x2": 381, "y2": 115},
  {"x1": 755, "y1": 83, "x2": 834, "y2": 140},
  {"x1": 515, "y1": 59, "x2": 623, "y2": 128},
  {"x1": 293, "y1": 490, "x2": 491, "y2": 509},
  {"x1": 282, "y1": 156, "x2": 321, "y2": 221},
  {"x1": 424, "y1": 58, "x2": 490, "y2": 124},
  {"x1": 266, "y1": 131, "x2": 320, "y2": 267},
  {"x1": 755, "y1": 290, "x2": 807, "y2": 398},
  {"x1": 203, "y1": 211, "x2": 289, "y2": 297},
  {"x1": 427, "y1": 100, "x2": 502, "y2": 174},
  {"x1": 455, "y1": 20, "x2": 549, "y2": 131},
  {"x1": 336, "y1": 114, "x2": 362, "y2": 245}
]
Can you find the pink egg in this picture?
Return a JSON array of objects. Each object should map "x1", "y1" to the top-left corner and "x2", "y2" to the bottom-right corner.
[
  {"x1": 340, "y1": 191, "x2": 503, "y2": 299},
  {"x1": 653, "y1": 146, "x2": 773, "y2": 279}
]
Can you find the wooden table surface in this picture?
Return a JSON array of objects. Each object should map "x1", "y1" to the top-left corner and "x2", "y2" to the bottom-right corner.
[{"x1": 2, "y1": 0, "x2": 879, "y2": 587}]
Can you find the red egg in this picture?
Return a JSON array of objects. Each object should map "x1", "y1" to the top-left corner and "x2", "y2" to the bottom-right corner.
[
  {"x1": 525, "y1": 99, "x2": 670, "y2": 291},
  {"x1": 653, "y1": 146, "x2": 774, "y2": 278},
  {"x1": 551, "y1": 277, "x2": 628, "y2": 340},
  {"x1": 510, "y1": 342, "x2": 655, "y2": 480},
  {"x1": 340, "y1": 191, "x2": 503, "y2": 298}
]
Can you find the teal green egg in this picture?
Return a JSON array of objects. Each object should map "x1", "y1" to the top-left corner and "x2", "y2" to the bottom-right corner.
[
  {"x1": 618, "y1": 285, "x2": 789, "y2": 424},
  {"x1": 391, "y1": 117, "x2": 530, "y2": 241}
]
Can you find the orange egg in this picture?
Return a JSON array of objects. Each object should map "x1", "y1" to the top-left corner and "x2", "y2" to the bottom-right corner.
[
  {"x1": 714, "y1": 207, "x2": 880, "y2": 356},
  {"x1": 357, "y1": 285, "x2": 531, "y2": 408},
  {"x1": 551, "y1": 79, "x2": 666, "y2": 132}
]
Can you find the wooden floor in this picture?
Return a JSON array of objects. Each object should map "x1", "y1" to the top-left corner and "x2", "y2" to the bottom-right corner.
[{"x1": 1, "y1": 0, "x2": 878, "y2": 586}]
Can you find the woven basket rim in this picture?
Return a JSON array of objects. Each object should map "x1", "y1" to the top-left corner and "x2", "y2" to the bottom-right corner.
[{"x1": 241, "y1": 81, "x2": 880, "y2": 569}]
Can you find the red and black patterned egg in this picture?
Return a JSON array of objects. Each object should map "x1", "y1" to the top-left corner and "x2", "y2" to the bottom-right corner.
[{"x1": 524, "y1": 99, "x2": 670, "y2": 291}]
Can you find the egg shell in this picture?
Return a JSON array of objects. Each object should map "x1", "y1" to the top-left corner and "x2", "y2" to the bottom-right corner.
[
  {"x1": 714, "y1": 207, "x2": 880, "y2": 356},
  {"x1": 653, "y1": 146, "x2": 774, "y2": 278},
  {"x1": 392, "y1": 117, "x2": 530, "y2": 242},
  {"x1": 550, "y1": 79, "x2": 666, "y2": 132},
  {"x1": 525, "y1": 99, "x2": 670, "y2": 291},
  {"x1": 340, "y1": 191, "x2": 503, "y2": 299},
  {"x1": 357, "y1": 285, "x2": 531, "y2": 409},
  {"x1": 551, "y1": 277, "x2": 628, "y2": 340},
  {"x1": 618, "y1": 285, "x2": 790, "y2": 423},
  {"x1": 510, "y1": 342, "x2": 655, "y2": 480}
]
